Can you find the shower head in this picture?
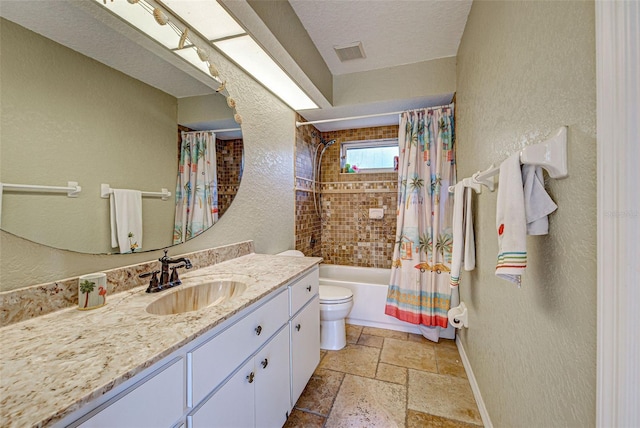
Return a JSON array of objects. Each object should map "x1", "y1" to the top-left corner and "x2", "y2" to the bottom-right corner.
[{"x1": 322, "y1": 139, "x2": 336, "y2": 147}]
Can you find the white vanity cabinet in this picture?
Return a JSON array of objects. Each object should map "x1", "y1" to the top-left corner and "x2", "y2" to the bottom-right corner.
[
  {"x1": 75, "y1": 358, "x2": 185, "y2": 428},
  {"x1": 189, "y1": 325, "x2": 291, "y2": 428},
  {"x1": 63, "y1": 266, "x2": 320, "y2": 428},
  {"x1": 288, "y1": 269, "x2": 320, "y2": 406}
]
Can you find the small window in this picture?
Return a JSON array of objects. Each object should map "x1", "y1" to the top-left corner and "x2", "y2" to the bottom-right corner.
[{"x1": 341, "y1": 138, "x2": 398, "y2": 173}]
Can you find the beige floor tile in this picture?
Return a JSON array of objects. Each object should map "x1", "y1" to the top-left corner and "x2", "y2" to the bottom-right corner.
[
  {"x1": 408, "y1": 370, "x2": 482, "y2": 426},
  {"x1": 283, "y1": 408, "x2": 326, "y2": 428},
  {"x1": 319, "y1": 344, "x2": 380, "y2": 378},
  {"x1": 294, "y1": 368, "x2": 345, "y2": 416},
  {"x1": 407, "y1": 333, "x2": 432, "y2": 344},
  {"x1": 320, "y1": 349, "x2": 327, "y2": 362},
  {"x1": 325, "y1": 374, "x2": 406, "y2": 428},
  {"x1": 436, "y1": 346, "x2": 467, "y2": 378},
  {"x1": 345, "y1": 324, "x2": 363, "y2": 344},
  {"x1": 362, "y1": 326, "x2": 409, "y2": 340},
  {"x1": 376, "y1": 362, "x2": 407, "y2": 385},
  {"x1": 380, "y1": 337, "x2": 438, "y2": 372},
  {"x1": 357, "y1": 333, "x2": 384, "y2": 348},
  {"x1": 406, "y1": 409, "x2": 483, "y2": 428}
]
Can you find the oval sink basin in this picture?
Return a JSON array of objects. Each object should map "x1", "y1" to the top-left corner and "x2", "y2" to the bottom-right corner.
[{"x1": 146, "y1": 280, "x2": 247, "y2": 316}]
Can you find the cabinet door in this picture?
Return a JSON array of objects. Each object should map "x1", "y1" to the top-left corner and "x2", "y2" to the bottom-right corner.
[
  {"x1": 290, "y1": 296, "x2": 320, "y2": 406},
  {"x1": 189, "y1": 359, "x2": 255, "y2": 428},
  {"x1": 78, "y1": 358, "x2": 184, "y2": 428},
  {"x1": 255, "y1": 326, "x2": 291, "y2": 428}
]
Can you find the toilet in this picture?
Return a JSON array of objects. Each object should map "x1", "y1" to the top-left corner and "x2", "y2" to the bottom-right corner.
[
  {"x1": 318, "y1": 285, "x2": 353, "y2": 350},
  {"x1": 276, "y1": 250, "x2": 354, "y2": 350}
]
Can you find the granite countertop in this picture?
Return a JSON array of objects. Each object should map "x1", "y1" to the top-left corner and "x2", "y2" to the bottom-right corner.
[{"x1": 0, "y1": 253, "x2": 321, "y2": 428}]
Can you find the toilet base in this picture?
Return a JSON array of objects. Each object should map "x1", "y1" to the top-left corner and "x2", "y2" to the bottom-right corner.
[{"x1": 320, "y1": 318, "x2": 346, "y2": 350}]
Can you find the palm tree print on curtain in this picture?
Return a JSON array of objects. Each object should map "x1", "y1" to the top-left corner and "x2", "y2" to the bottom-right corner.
[
  {"x1": 173, "y1": 131, "x2": 219, "y2": 244},
  {"x1": 385, "y1": 106, "x2": 456, "y2": 328}
]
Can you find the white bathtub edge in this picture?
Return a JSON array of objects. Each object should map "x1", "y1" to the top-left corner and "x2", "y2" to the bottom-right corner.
[
  {"x1": 456, "y1": 336, "x2": 493, "y2": 428},
  {"x1": 346, "y1": 318, "x2": 422, "y2": 335}
]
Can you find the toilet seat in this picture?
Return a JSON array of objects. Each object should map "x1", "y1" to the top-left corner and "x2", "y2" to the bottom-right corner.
[{"x1": 319, "y1": 285, "x2": 353, "y2": 304}]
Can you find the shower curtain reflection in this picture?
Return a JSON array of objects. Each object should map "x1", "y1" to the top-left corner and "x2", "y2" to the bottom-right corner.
[{"x1": 173, "y1": 131, "x2": 218, "y2": 244}]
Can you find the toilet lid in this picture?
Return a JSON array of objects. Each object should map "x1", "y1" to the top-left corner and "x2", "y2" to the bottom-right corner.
[{"x1": 319, "y1": 285, "x2": 353, "y2": 303}]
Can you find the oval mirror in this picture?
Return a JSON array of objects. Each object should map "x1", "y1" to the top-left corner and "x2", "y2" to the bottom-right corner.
[{"x1": 0, "y1": 1, "x2": 243, "y2": 254}]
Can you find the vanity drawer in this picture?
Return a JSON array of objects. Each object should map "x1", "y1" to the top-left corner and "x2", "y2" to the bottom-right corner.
[
  {"x1": 189, "y1": 289, "x2": 288, "y2": 406},
  {"x1": 289, "y1": 268, "x2": 319, "y2": 316}
]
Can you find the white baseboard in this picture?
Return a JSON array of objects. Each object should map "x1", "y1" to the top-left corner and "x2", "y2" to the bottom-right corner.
[{"x1": 456, "y1": 336, "x2": 493, "y2": 428}]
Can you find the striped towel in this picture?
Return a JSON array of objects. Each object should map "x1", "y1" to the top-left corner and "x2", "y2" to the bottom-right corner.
[{"x1": 495, "y1": 153, "x2": 527, "y2": 285}]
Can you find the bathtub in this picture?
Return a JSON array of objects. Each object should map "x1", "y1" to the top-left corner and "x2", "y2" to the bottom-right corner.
[{"x1": 319, "y1": 264, "x2": 456, "y2": 340}]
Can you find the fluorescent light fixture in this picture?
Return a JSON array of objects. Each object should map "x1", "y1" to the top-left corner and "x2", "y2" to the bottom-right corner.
[
  {"x1": 162, "y1": 0, "x2": 245, "y2": 40},
  {"x1": 174, "y1": 47, "x2": 217, "y2": 79},
  {"x1": 93, "y1": 0, "x2": 180, "y2": 48},
  {"x1": 214, "y1": 35, "x2": 318, "y2": 110}
]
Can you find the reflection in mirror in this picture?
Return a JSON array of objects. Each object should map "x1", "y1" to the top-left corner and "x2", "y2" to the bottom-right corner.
[{"x1": 0, "y1": 2, "x2": 243, "y2": 254}]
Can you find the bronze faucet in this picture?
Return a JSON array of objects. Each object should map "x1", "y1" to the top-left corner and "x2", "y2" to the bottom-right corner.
[{"x1": 140, "y1": 249, "x2": 192, "y2": 293}]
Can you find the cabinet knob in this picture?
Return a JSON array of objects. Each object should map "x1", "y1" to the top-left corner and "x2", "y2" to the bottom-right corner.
[
  {"x1": 255, "y1": 325, "x2": 262, "y2": 336},
  {"x1": 247, "y1": 372, "x2": 255, "y2": 383},
  {"x1": 295, "y1": 324, "x2": 301, "y2": 331},
  {"x1": 261, "y1": 358, "x2": 269, "y2": 369},
  {"x1": 306, "y1": 285, "x2": 312, "y2": 292}
]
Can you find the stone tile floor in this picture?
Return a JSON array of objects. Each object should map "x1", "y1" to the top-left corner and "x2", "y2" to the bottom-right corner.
[{"x1": 284, "y1": 325, "x2": 483, "y2": 428}]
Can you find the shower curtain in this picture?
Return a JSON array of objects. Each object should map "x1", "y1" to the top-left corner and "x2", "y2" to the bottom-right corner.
[
  {"x1": 385, "y1": 105, "x2": 458, "y2": 330},
  {"x1": 173, "y1": 131, "x2": 218, "y2": 244}
]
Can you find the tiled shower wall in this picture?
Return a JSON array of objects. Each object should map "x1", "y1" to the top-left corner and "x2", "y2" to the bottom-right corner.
[
  {"x1": 295, "y1": 116, "x2": 399, "y2": 268},
  {"x1": 216, "y1": 138, "x2": 243, "y2": 217}
]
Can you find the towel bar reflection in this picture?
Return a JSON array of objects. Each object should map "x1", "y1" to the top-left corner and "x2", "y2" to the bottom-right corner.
[
  {"x1": 100, "y1": 184, "x2": 171, "y2": 201},
  {"x1": 1, "y1": 181, "x2": 81, "y2": 197}
]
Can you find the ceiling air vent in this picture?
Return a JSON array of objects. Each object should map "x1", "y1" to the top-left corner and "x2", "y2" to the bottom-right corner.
[{"x1": 334, "y1": 42, "x2": 366, "y2": 62}]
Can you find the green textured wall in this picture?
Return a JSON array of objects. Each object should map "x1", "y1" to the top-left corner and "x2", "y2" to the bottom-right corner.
[{"x1": 455, "y1": 1, "x2": 596, "y2": 426}]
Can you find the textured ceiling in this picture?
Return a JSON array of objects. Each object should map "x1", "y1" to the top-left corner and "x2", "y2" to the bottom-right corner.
[{"x1": 288, "y1": 0, "x2": 472, "y2": 75}]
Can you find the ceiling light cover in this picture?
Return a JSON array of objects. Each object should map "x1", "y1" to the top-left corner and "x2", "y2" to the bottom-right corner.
[
  {"x1": 93, "y1": 0, "x2": 179, "y2": 48},
  {"x1": 214, "y1": 35, "x2": 318, "y2": 110},
  {"x1": 162, "y1": 0, "x2": 245, "y2": 40}
]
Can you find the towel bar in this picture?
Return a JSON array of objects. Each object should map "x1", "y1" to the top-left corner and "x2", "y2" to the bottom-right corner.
[{"x1": 100, "y1": 184, "x2": 171, "y2": 201}]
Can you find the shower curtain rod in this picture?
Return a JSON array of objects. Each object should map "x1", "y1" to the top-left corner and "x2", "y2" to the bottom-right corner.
[
  {"x1": 295, "y1": 103, "x2": 454, "y2": 128},
  {"x1": 181, "y1": 127, "x2": 241, "y2": 134}
]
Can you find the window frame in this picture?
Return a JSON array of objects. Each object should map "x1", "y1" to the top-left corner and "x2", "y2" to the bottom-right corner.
[{"x1": 340, "y1": 138, "x2": 399, "y2": 174}]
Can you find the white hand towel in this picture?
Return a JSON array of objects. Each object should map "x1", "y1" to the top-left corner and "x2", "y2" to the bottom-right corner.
[
  {"x1": 464, "y1": 187, "x2": 476, "y2": 271},
  {"x1": 522, "y1": 165, "x2": 558, "y2": 235},
  {"x1": 110, "y1": 189, "x2": 143, "y2": 254},
  {"x1": 449, "y1": 182, "x2": 465, "y2": 287},
  {"x1": 495, "y1": 153, "x2": 527, "y2": 285}
]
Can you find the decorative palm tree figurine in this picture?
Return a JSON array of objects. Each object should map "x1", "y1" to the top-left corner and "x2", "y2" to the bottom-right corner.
[{"x1": 79, "y1": 279, "x2": 95, "y2": 309}]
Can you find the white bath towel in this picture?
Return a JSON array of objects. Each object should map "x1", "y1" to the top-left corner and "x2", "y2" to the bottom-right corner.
[
  {"x1": 464, "y1": 186, "x2": 476, "y2": 271},
  {"x1": 495, "y1": 153, "x2": 527, "y2": 285},
  {"x1": 522, "y1": 165, "x2": 558, "y2": 235},
  {"x1": 110, "y1": 189, "x2": 143, "y2": 253},
  {"x1": 449, "y1": 182, "x2": 465, "y2": 287}
]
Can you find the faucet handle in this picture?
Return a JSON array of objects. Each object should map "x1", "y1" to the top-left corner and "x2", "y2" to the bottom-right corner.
[
  {"x1": 169, "y1": 265, "x2": 186, "y2": 286},
  {"x1": 140, "y1": 270, "x2": 161, "y2": 293}
]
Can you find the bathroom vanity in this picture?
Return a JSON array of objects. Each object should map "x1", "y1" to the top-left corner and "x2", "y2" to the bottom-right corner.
[{"x1": 0, "y1": 253, "x2": 321, "y2": 427}]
